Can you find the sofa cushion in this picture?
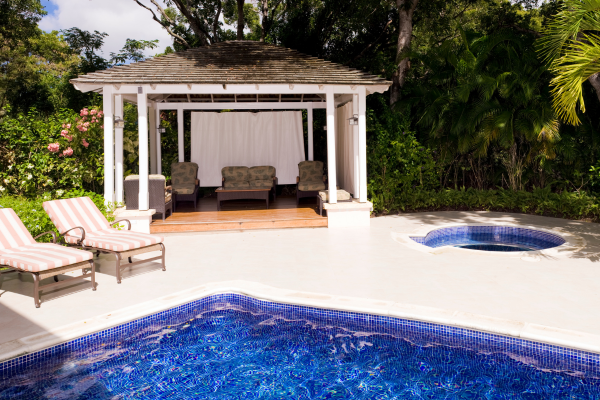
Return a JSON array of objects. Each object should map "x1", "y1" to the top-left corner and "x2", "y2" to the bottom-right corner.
[
  {"x1": 298, "y1": 181, "x2": 326, "y2": 191},
  {"x1": 222, "y1": 166, "x2": 249, "y2": 183},
  {"x1": 250, "y1": 179, "x2": 274, "y2": 189},
  {"x1": 223, "y1": 181, "x2": 251, "y2": 189},
  {"x1": 298, "y1": 161, "x2": 324, "y2": 183},
  {"x1": 171, "y1": 162, "x2": 198, "y2": 187},
  {"x1": 318, "y1": 189, "x2": 352, "y2": 202},
  {"x1": 248, "y1": 166, "x2": 276, "y2": 181},
  {"x1": 172, "y1": 185, "x2": 196, "y2": 195}
]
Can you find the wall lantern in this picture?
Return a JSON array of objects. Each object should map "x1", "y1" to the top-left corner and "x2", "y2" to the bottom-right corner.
[
  {"x1": 348, "y1": 114, "x2": 359, "y2": 125},
  {"x1": 114, "y1": 116, "x2": 125, "y2": 129},
  {"x1": 157, "y1": 124, "x2": 166, "y2": 134}
]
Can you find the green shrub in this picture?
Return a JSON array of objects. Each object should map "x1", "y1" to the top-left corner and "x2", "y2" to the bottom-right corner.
[
  {"x1": 0, "y1": 191, "x2": 115, "y2": 242},
  {"x1": 374, "y1": 186, "x2": 600, "y2": 221},
  {"x1": 0, "y1": 106, "x2": 104, "y2": 197},
  {"x1": 366, "y1": 99, "x2": 439, "y2": 214}
]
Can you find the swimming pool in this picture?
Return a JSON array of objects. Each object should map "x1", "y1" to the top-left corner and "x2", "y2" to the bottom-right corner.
[
  {"x1": 1, "y1": 294, "x2": 598, "y2": 399},
  {"x1": 410, "y1": 225, "x2": 566, "y2": 252}
]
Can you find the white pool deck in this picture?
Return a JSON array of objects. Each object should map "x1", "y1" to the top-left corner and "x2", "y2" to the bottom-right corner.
[{"x1": 1, "y1": 211, "x2": 600, "y2": 361}]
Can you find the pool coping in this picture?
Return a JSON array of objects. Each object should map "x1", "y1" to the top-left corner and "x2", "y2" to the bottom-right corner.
[
  {"x1": 1, "y1": 279, "x2": 599, "y2": 363},
  {"x1": 391, "y1": 222, "x2": 586, "y2": 261}
]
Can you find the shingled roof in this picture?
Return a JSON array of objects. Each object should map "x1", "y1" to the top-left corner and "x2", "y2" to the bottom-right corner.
[{"x1": 70, "y1": 41, "x2": 391, "y2": 87}]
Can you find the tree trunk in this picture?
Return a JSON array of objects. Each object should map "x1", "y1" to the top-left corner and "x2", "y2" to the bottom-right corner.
[
  {"x1": 260, "y1": 0, "x2": 268, "y2": 42},
  {"x1": 237, "y1": 0, "x2": 245, "y2": 40},
  {"x1": 589, "y1": 72, "x2": 600, "y2": 104},
  {"x1": 390, "y1": 0, "x2": 419, "y2": 107}
]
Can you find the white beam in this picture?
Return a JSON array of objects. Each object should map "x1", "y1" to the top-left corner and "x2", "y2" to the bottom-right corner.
[
  {"x1": 156, "y1": 108, "x2": 162, "y2": 175},
  {"x1": 307, "y1": 103, "x2": 314, "y2": 161},
  {"x1": 358, "y1": 86, "x2": 367, "y2": 203},
  {"x1": 326, "y1": 88, "x2": 337, "y2": 204},
  {"x1": 102, "y1": 86, "x2": 114, "y2": 204},
  {"x1": 352, "y1": 94, "x2": 359, "y2": 199},
  {"x1": 137, "y1": 89, "x2": 149, "y2": 210},
  {"x1": 156, "y1": 102, "x2": 326, "y2": 111},
  {"x1": 149, "y1": 104, "x2": 157, "y2": 174},
  {"x1": 89, "y1": 84, "x2": 388, "y2": 95},
  {"x1": 177, "y1": 109, "x2": 184, "y2": 162},
  {"x1": 114, "y1": 94, "x2": 124, "y2": 203}
]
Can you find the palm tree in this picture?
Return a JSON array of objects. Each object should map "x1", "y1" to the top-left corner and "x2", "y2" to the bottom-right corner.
[
  {"x1": 404, "y1": 29, "x2": 560, "y2": 190},
  {"x1": 537, "y1": 0, "x2": 600, "y2": 126}
]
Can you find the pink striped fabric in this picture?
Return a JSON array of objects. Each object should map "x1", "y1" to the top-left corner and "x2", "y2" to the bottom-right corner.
[
  {"x1": 1, "y1": 243, "x2": 92, "y2": 272},
  {"x1": 0, "y1": 208, "x2": 92, "y2": 272},
  {"x1": 43, "y1": 197, "x2": 110, "y2": 243},
  {"x1": 43, "y1": 197, "x2": 163, "y2": 251},
  {"x1": 0, "y1": 209, "x2": 36, "y2": 250},
  {"x1": 77, "y1": 228, "x2": 163, "y2": 252}
]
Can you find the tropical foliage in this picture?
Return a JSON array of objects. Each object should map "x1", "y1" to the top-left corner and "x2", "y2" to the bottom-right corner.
[
  {"x1": 3, "y1": 0, "x2": 600, "y2": 227},
  {"x1": 537, "y1": 0, "x2": 600, "y2": 125}
]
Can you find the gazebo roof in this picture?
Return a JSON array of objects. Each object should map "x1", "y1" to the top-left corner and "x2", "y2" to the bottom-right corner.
[{"x1": 70, "y1": 41, "x2": 391, "y2": 87}]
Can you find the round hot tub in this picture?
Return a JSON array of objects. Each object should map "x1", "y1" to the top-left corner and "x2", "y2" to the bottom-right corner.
[{"x1": 410, "y1": 226, "x2": 565, "y2": 252}]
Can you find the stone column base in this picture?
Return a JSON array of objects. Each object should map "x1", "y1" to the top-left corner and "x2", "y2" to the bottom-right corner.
[
  {"x1": 323, "y1": 200, "x2": 372, "y2": 228},
  {"x1": 113, "y1": 207, "x2": 156, "y2": 234}
]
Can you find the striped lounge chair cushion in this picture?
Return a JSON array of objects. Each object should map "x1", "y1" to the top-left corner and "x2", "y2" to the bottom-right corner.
[
  {"x1": 1, "y1": 243, "x2": 92, "y2": 272},
  {"x1": 78, "y1": 228, "x2": 163, "y2": 252},
  {"x1": 43, "y1": 197, "x2": 163, "y2": 251},
  {"x1": 0, "y1": 208, "x2": 92, "y2": 272}
]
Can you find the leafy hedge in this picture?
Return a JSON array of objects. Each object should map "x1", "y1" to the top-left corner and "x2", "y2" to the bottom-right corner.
[
  {"x1": 375, "y1": 186, "x2": 600, "y2": 221},
  {"x1": 0, "y1": 190, "x2": 114, "y2": 242}
]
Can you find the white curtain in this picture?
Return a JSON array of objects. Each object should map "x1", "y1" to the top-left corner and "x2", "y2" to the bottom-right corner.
[
  {"x1": 335, "y1": 102, "x2": 355, "y2": 194},
  {"x1": 190, "y1": 111, "x2": 305, "y2": 186}
]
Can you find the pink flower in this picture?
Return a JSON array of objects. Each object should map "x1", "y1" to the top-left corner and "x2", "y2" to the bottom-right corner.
[
  {"x1": 61, "y1": 130, "x2": 69, "y2": 136},
  {"x1": 91, "y1": 109, "x2": 97, "y2": 115},
  {"x1": 91, "y1": 118, "x2": 96, "y2": 123},
  {"x1": 66, "y1": 124, "x2": 71, "y2": 129},
  {"x1": 65, "y1": 134, "x2": 73, "y2": 141},
  {"x1": 77, "y1": 125, "x2": 87, "y2": 132},
  {"x1": 62, "y1": 124, "x2": 66, "y2": 128},
  {"x1": 80, "y1": 108, "x2": 89, "y2": 116},
  {"x1": 83, "y1": 122, "x2": 90, "y2": 127},
  {"x1": 82, "y1": 139, "x2": 89, "y2": 148},
  {"x1": 48, "y1": 143, "x2": 60, "y2": 153},
  {"x1": 101, "y1": 125, "x2": 104, "y2": 128},
  {"x1": 62, "y1": 147, "x2": 73, "y2": 157}
]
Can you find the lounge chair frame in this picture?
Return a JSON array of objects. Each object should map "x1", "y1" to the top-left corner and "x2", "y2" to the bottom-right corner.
[
  {"x1": 62, "y1": 221, "x2": 166, "y2": 284},
  {"x1": 0, "y1": 231, "x2": 96, "y2": 308}
]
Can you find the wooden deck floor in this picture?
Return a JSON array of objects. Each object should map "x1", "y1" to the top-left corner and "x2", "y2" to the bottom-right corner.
[{"x1": 150, "y1": 196, "x2": 327, "y2": 233}]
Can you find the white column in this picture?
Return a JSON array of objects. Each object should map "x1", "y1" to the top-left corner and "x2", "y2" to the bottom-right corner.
[
  {"x1": 326, "y1": 88, "x2": 337, "y2": 204},
  {"x1": 156, "y1": 108, "x2": 162, "y2": 175},
  {"x1": 177, "y1": 109, "x2": 184, "y2": 162},
  {"x1": 358, "y1": 87, "x2": 367, "y2": 203},
  {"x1": 149, "y1": 104, "x2": 157, "y2": 175},
  {"x1": 137, "y1": 88, "x2": 149, "y2": 210},
  {"x1": 102, "y1": 86, "x2": 114, "y2": 204},
  {"x1": 352, "y1": 94, "x2": 360, "y2": 199},
  {"x1": 307, "y1": 103, "x2": 314, "y2": 161},
  {"x1": 114, "y1": 94, "x2": 124, "y2": 203}
]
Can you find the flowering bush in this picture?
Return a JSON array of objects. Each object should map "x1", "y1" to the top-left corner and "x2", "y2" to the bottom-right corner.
[
  {"x1": 0, "y1": 106, "x2": 104, "y2": 197},
  {"x1": 50, "y1": 107, "x2": 104, "y2": 161}
]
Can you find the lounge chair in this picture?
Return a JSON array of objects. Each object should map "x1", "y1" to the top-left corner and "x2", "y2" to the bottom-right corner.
[
  {"x1": 43, "y1": 197, "x2": 165, "y2": 284},
  {"x1": 0, "y1": 208, "x2": 95, "y2": 308},
  {"x1": 124, "y1": 174, "x2": 173, "y2": 221},
  {"x1": 296, "y1": 161, "x2": 327, "y2": 205},
  {"x1": 171, "y1": 162, "x2": 200, "y2": 211}
]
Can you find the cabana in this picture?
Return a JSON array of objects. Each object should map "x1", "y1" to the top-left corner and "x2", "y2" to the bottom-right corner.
[{"x1": 70, "y1": 41, "x2": 390, "y2": 229}]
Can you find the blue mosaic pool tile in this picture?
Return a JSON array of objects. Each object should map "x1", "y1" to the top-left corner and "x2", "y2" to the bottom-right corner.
[
  {"x1": 410, "y1": 226, "x2": 565, "y2": 251},
  {"x1": 1, "y1": 292, "x2": 598, "y2": 383}
]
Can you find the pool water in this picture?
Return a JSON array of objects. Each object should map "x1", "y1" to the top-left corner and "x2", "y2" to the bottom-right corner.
[
  {"x1": 1, "y1": 297, "x2": 598, "y2": 399},
  {"x1": 456, "y1": 244, "x2": 533, "y2": 252},
  {"x1": 411, "y1": 226, "x2": 565, "y2": 252}
]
